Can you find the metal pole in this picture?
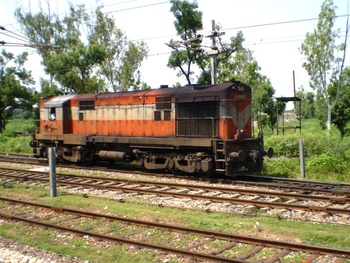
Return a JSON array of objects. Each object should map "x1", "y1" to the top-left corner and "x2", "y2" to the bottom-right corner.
[
  {"x1": 49, "y1": 147, "x2": 57, "y2": 197},
  {"x1": 299, "y1": 139, "x2": 306, "y2": 178},
  {"x1": 211, "y1": 20, "x2": 217, "y2": 85}
]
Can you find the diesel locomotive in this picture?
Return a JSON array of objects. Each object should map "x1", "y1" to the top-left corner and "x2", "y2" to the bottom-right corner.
[{"x1": 30, "y1": 80, "x2": 273, "y2": 177}]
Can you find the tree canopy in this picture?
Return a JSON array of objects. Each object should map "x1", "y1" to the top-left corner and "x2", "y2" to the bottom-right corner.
[
  {"x1": 0, "y1": 49, "x2": 35, "y2": 132},
  {"x1": 167, "y1": 0, "x2": 204, "y2": 84},
  {"x1": 330, "y1": 67, "x2": 350, "y2": 137},
  {"x1": 167, "y1": 0, "x2": 243, "y2": 85},
  {"x1": 300, "y1": 0, "x2": 348, "y2": 131},
  {"x1": 15, "y1": 2, "x2": 149, "y2": 93}
]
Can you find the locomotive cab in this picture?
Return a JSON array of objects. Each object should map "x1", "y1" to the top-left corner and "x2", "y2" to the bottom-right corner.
[{"x1": 40, "y1": 95, "x2": 74, "y2": 136}]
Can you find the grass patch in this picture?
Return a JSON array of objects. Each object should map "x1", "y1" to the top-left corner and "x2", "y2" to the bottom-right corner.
[
  {"x1": 0, "y1": 182, "x2": 349, "y2": 263},
  {"x1": 0, "y1": 223, "x2": 157, "y2": 263}
]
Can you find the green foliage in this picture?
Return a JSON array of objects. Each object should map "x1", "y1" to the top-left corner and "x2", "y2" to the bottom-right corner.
[
  {"x1": 264, "y1": 122, "x2": 350, "y2": 158},
  {"x1": 306, "y1": 153, "x2": 347, "y2": 174},
  {"x1": 263, "y1": 158, "x2": 300, "y2": 178},
  {"x1": 168, "y1": 0, "x2": 244, "y2": 85},
  {"x1": 331, "y1": 67, "x2": 350, "y2": 137},
  {"x1": 0, "y1": 135, "x2": 32, "y2": 153},
  {"x1": 296, "y1": 87, "x2": 315, "y2": 118},
  {"x1": 265, "y1": 135, "x2": 300, "y2": 157},
  {"x1": 15, "y1": 4, "x2": 148, "y2": 93},
  {"x1": 0, "y1": 118, "x2": 34, "y2": 153},
  {"x1": 263, "y1": 118, "x2": 350, "y2": 182},
  {"x1": 300, "y1": 0, "x2": 348, "y2": 130},
  {"x1": 0, "y1": 49, "x2": 35, "y2": 133},
  {"x1": 168, "y1": 0, "x2": 205, "y2": 84}
]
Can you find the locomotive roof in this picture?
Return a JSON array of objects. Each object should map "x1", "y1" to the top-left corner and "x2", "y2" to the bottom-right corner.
[
  {"x1": 174, "y1": 81, "x2": 250, "y2": 101},
  {"x1": 43, "y1": 81, "x2": 250, "y2": 104},
  {"x1": 44, "y1": 95, "x2": 75, "y2": 107}
]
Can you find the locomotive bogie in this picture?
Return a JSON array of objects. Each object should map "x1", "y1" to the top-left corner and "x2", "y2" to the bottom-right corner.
[{"x1": 31, "y1": 81, "x2": 273, "y2": 176}]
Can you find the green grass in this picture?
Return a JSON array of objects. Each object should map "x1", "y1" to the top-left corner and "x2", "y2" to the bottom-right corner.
[{"x1": 0, "y1": 182, "x2": 349, "y2": 263}]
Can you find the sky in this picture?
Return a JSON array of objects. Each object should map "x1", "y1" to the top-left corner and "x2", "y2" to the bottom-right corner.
[{"x1": 0, "y1": 0, "x2": 349, "y2": 98}]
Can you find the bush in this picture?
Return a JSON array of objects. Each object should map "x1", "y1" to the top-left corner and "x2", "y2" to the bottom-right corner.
[
  {"x1": 263, "y1": 157, "x2": 300, "y2": 178},
  {"x1": 0, "y1": 135, "x2": 32, "y2": 154},
  {"x1": 265, "y1": 133, "x2": 350, "y2": 159},
  {"x1": 306, "y1": 154, "x2": 347, "y2": 174},
  {"x1": 264, "y1": 135, "x2": 300, "y2": 157},
  {"x1": 262, "y1": 119, "x2": 350, "y2": 182}
]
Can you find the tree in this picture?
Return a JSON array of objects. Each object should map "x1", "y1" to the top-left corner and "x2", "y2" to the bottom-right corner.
[
  {"x1": 0, "y1": 49, "x2": 35, "y2": 132},
  {"x1": 330, "y1": 67, "x2": 350, "y2": 137},
  {"x1": 15, "y1": 2, "x2": 148, "y2": 93},
  {"x1": 300, "y1": 0, "x2": 349, "y2": 131},
  {"x1": 168, "y1": 0, "x2": 243, "y2": 85},
  {"x1": 167, "y1": 0, "x2": 204, "y2": 84},
  {"x1": 296, "y1": 87, "x2": 315, "y2": 119},
  {"x1": 88, "y1": 8, "x2": 149, "y2": 91}
]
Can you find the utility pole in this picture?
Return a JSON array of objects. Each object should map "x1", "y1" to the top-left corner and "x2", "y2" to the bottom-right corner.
[
  {"x1": 165, "y1": 19, "x2": 225, "y2": 85},
  {"x1": 210, "y1": 20, "x2": 218, "y2": 85},
  {"x1": 207, "y1": 20, "x2": 225, "y2": 85}
]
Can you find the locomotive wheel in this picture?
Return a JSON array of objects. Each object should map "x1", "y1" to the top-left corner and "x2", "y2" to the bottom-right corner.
[
  {"x1": 40, "y1": 147, "x2": 47, "y2": 158},
  {"x1": 82, "y1": 148, "x2": 95, "y2": 165}
]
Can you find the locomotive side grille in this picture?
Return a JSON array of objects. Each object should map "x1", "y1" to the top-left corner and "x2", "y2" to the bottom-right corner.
[
  {"x1": 155, "y1": 96, "x2": 171, "y2": 109},
  {"x1": 176, "y1": 101, "x2": 218, "y2": 137},
  {"x1": 79, "y1": 100, "x2": 95, "y2": 110}
]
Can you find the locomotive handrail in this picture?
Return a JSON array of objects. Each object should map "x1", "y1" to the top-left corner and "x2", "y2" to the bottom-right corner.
[{"x1": 204, "y1": 117, "x2": 215, "y2": 139}]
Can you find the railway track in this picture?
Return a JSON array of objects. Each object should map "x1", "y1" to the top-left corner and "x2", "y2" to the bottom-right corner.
[
  {"x1": 0, "y1": 196, "x2": 349, "y2": 262},
  {"x1": 0, "y1": 167, "x2": 349, "y2": 225},
  {"x1": 1, "y1": 153, "x2": 350, "y2": 193}
]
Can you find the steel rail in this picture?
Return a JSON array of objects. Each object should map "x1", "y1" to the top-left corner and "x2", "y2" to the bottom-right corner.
[
  {"x1": 1, "y1": 155, "x2": 350, "y2": 195},
  {"x1": 0, "y1": 167, "x2": 349, "y2": 215},
  {"x1": 0, "y1": 167, "x2": 349, "y2": 202},
  {"x1": 0, "y1": 197, "x2": 349, "y2": 260}
]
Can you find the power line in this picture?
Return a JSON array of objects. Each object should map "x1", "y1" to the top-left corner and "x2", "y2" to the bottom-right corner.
[
  {"x1": 2, "y1": 1, "x2": 349, "y2": 78},
  {"x1": 0, "y1": 32, "x2": 30, "y2": 44},
  {"x1": 103, "y1": 0, "x2": 170, "y2": 14},
  {"x1": 223, "y1": 14, "x2": 350, "y2": 31},
  {"x1": 129, "y1": 14, "x2": 350, "y2": 43},
  {"x1": 0, "y1": 26, "x2": 31, "y2": 43},
  {"x1": 2, "y1": 0, "x2": 348, "y2": 46}
]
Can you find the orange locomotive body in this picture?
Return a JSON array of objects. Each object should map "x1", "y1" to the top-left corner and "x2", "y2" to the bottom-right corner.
[{"x1": 31, "y1": 80, "x2": 273, "y2": 177}]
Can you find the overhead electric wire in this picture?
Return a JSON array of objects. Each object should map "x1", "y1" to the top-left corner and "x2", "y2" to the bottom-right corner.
[
  {"x1": 1, "y1": 1, "x2": 172, "y2": 49},
  {"x1": 2, "y1": 0, "x2": 348, "y2": 48},
  {"x1": 0, "y1": 31, "x2": 32, "y2": 44},
  {"x1": 103, "y1": 0, "x2": 170, "y2": 14},
  {"x1": 0, "y1": 41, "x2": 37, "y2": 48},
  {"x1": 0, "y1": 25, "x2": 32, "y2": 44},
  {"x1": 1, "y1": 0, "x2": 348, "y2": 77},
  {"x1": 0, "y1": 25, "x2": 62, "y2": 50}
]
